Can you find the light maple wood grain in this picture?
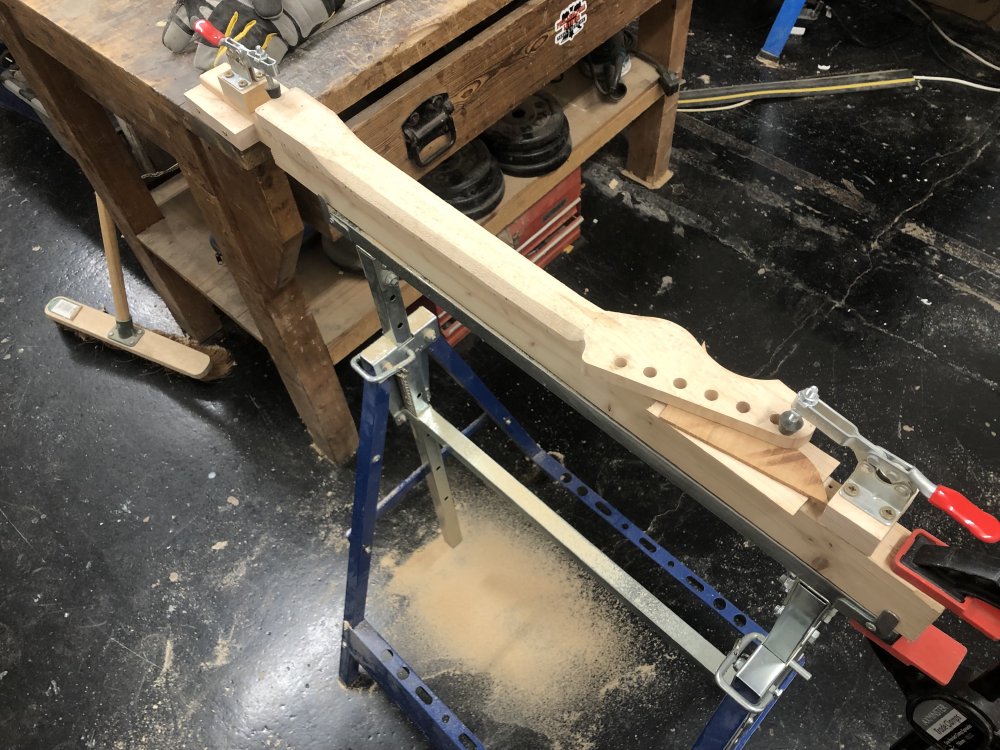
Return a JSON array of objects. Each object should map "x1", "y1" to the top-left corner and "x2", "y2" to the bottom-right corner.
[{"x1": 242, "y1": 87, "x2": 942, "y2": 638}]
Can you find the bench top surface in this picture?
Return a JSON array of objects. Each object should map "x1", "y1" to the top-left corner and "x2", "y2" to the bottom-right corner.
[{"x1": 9, "y1": 0, "x2": 509, "y2": 112}]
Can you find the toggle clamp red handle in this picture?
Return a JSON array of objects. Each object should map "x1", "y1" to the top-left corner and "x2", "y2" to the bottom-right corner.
[
  {"x1": 928, "y1": 485, "x2": 1000, "y2": 544},
  {"x1": 192, "y1": 18, "x2": 226, "y2": 47}
]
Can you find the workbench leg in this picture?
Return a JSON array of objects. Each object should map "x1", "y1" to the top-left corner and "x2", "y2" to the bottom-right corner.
[
  {"x1": 0, "y1": 12, "x2": 222, "y2": 342},
  {"x1": 179, "y1": 139, "x2": 359, "y2": 463},
  {"x1": 623, "y1": 0, "x2": 693, "y2": 190}
]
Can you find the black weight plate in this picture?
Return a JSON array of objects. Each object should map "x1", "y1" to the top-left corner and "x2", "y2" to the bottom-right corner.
[
  {"x1": 444, "y1": 167, "x2": 503, "y2": 211},
  {"x1": 498, "y1": 139, "x2": 572, "y2": 177},
  {"x1": 490, "y1": 118, "x2": 570, "y2": 160},
  {"x1": 438, "y1": 154, "x2": 503, "y2": 208},
  {"x1": 458, "y1": 168, "x2": 506, "y2": 220},
  {"x1": 436, "y1": 158, "x2": 503, "y2": 215},
  {"x1": 482, "y1": 93, "x2": 568, "y2": 151},
  {"x1": 492, "y1": 121, "x2": 571, "y2": 166},
  {"x1": 419, "y1": 139, "x2": 496, "y2": 202}
]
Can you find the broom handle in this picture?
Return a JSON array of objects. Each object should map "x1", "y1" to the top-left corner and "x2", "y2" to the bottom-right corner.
[{"x1": 95, "y1": 193, "x2": 132, "y2": 326}]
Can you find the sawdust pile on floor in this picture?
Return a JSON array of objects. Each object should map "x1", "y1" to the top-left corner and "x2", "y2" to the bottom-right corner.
[{"x1": 376, "y1": 493, "x2": 662, "y2": 744}]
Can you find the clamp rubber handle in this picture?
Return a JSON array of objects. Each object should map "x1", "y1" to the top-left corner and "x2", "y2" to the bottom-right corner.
[
  {"x1": 192, "y1": 18, "x2": 225, "y2": 47},
  {"x1": 929, "y1": 486, "x2": 1000, "y2": 543}
]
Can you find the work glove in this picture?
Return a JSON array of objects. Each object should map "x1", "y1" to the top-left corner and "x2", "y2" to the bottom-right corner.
[{"x1": 162, "y1": 0, "x2": 342, "y2": 70}]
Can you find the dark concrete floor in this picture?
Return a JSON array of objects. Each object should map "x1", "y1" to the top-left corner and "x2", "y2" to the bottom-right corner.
[{"x1": 2, "y1": 1, "x2": 1000, "y2": 748}]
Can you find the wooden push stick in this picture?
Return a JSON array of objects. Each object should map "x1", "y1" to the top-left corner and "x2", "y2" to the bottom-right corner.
[
  {"x1": 96, "y1": 192, "x2": 134, "y2": 331},
  {"x1": 44, "y1": 192, "x2": 221, "y2": 380},
  {"x1": 185, "y1": 82, "x2": 943, "y2": 639}
]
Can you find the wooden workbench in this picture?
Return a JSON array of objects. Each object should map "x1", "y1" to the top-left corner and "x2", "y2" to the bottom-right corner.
[{"x1": 0, "y1": 0, "x2": 692, "y2": 462}]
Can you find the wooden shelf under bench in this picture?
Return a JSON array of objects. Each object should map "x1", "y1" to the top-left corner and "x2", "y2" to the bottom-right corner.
[{"x1": 139, "y1": 178, "x2": 422, "y2": 364}]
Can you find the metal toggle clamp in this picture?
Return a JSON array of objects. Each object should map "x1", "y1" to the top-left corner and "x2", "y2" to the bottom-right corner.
[
  {"x1": 192, "y1": 18, "x2": 282, "y2": 100},
  {"x1": 779, "y1": 386, "x2": 1000, "y2": 542}
]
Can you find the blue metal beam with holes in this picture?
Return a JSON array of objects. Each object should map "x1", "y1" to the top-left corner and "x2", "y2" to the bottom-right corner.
[
  {"x1": 694, "y1": 672, "x2": 798, "y2": 749},
  {"x1": 340, "y1": 378, "x2": 393, "y2": 686},
  {"x1": 347, "y1": 620, "x2": 484, "y2": 749}
]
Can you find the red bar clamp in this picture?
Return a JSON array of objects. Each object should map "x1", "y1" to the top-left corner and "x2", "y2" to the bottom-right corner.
[
  {"x1": 893, "y1": 529, "x2": 1000, "y2": 641},
  {"x1": 851, "y1": 620, "x2": 967, "y2": 686}
]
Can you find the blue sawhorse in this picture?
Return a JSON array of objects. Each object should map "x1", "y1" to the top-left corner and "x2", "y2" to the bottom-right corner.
[{"x1": 334, "y1": 227, "x2": 830, "y2": 748}]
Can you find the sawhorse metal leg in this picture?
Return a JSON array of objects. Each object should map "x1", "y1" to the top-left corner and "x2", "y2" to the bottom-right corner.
[
  {"x1": 694, "y1": 672, "x2": 796, "y2": 750},
  {"x1": 340, "y1": 378, "x2": 391, "y2": 686},
  {"x1": 337, "y1": 251, "x2": 484, "y2": 749}
]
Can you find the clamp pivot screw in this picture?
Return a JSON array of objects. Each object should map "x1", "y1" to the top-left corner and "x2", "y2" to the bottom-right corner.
[{"x1": 778, "y1": 410, "x2": 804, "y2": 436}]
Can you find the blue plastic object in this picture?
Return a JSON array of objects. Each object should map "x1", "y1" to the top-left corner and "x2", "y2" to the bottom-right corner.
[{"x1": 759, "y1": 0, "x2": 809, "y2": 60}]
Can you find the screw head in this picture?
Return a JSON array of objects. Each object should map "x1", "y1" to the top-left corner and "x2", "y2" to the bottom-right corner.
[
  {"x1": 237, "y1": 79, "x2": 249, "y2": 88},
  {"x1": 879, "y1": 506, "x2": 897, "y2": 521},
  {"x1": 865, "y1": 621, "x2": 877, "y2": 632},
  {"x1": 778, "y1": 410, "x2": 805, "y2": 435},
  {"x1": 223, "y1": 70, "x2": 235, "y2": 78},
  {"x1": 843, "y1": 482, "x2": 860, "y2": 497},
  {"x1": 894, "y1": 484, "x2": 910, "y2": 496}
]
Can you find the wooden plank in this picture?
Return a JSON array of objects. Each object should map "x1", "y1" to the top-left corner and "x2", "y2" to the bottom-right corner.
[
  {"x1": 581, "y1": 311, "x2": 812, "y2": 446},
  {"x1": 819, "y1": 491, "x2": 897, "y2": 556},
  {"x1": 185, "y1": 67, "x2": 262, "y2": 152},
  {"x1": 655, "y1": 403, "x2": 836, "y2": 504},
  {"x1": 246, "y1": 88, "x2": 942, "y2": 638},
  {"x1": 260, "y1": 91, "x2": 805, "y2": 444},
  {"x1": 347, "y1": 0, "x2": 659, "y2": 178},
  {"x1": 301, "y1": 0, "x2": 518, "y2": 113}
]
